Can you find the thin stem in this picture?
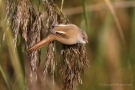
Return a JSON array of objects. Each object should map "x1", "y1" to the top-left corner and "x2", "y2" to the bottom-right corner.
[
  {"x1": 82, "y1": 0, "x2": 88, "y2": 31},
  {"x1": 61, "y1": 0, "x2": 64, "y2": 11},
  {"x1": 104, "y1": 0, "x2": 127, "y2": 51}
]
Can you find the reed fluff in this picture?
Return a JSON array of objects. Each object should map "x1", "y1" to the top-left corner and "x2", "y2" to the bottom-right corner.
[{"x1": 6, "y1": 0, "x2": 43, "y2": 81}]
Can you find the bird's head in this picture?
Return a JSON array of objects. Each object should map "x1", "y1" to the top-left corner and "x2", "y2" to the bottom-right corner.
[{"x1": 79, "y1": 30, "x2": 88, "y2": 44}]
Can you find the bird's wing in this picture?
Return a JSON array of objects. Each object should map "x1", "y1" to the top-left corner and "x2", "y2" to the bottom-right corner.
[
  {"x1": 56, "y1": 31, "x2": 69, "y2": 39},
  {"x1": 51, "y1": 24, "x2": 76, "y2": 39},
  {"x1": 50, "y1": 29, "x2": 69, "y2": 39}
]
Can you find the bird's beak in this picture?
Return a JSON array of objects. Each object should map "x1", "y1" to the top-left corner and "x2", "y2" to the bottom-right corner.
[{"x1": 86, "y1": 40, "x2": 88, "y2": 43}]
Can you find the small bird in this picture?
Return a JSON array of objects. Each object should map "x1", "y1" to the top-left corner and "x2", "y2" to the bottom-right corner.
[{"x1": 28, "y1": 24, "x2": 88, "y2": 52}]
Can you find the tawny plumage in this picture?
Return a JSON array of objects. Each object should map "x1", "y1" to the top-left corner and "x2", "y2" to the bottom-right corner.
[{"x1": 28, "y1": 24, "x2": 88, "y2": 52}]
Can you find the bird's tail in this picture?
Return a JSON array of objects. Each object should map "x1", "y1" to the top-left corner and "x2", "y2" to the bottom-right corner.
[{"x1": 27, "y1": 35, "x2": 54, "y2": 52}]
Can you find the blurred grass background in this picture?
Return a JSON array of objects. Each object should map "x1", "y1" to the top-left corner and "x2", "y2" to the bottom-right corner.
[{"x1": 0, "y1": 0, "x2": 135, "y2": 90}]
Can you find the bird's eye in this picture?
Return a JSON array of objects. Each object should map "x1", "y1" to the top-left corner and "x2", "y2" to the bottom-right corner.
[{"x1": 83, "y1": 37, "x2": 85, "y2": 40}]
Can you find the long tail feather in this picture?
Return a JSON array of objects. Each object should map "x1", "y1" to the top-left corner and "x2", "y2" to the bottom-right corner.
[{"x1": 27, "y1": 36, "x2": 53, "y2": 52}]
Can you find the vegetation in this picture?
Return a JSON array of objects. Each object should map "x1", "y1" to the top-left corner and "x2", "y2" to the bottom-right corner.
[{"x1": 0, "y1": 0, "x2": 135, "y2": 90}]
